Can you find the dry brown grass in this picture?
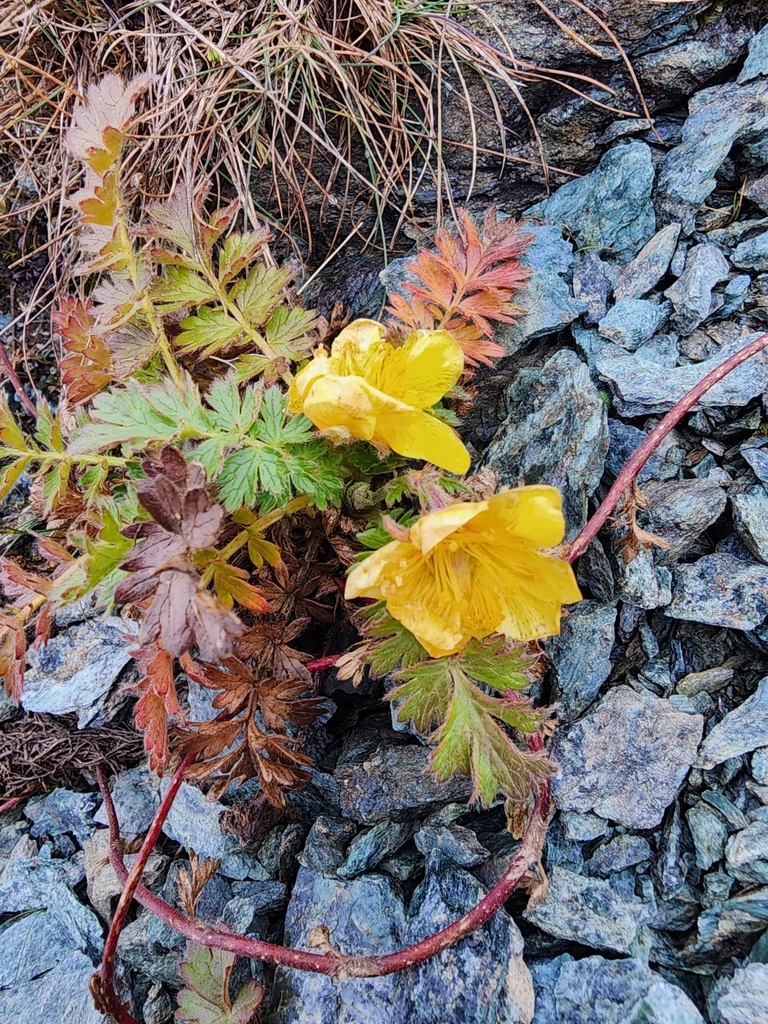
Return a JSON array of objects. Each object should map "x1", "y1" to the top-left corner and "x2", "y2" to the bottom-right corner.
[{"x1": 0, "y1": 0, "x2": 657, "y2": 345}]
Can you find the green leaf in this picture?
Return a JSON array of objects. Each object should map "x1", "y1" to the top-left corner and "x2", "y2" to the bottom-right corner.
[
  {"x1": 40, "y1": 461, "x2": 70, "y2": 515},
  {"x1": 345, "y1": 445, "x2": 404, "y2": 477},
  {"x1": 255, "y1": 447, "x2": 289, "y2": 497},
  {"x1": 54, "y1": 509, "x2": 133, "y2": 604},
  {"x1": 206, "y1": 376, "x2": 260, "y2": 434},
  {"x1": 217, "y1": 448, "x2": 259, "y2": 511},
  {"x1": 150, "y1": 266, "x2": 217, "y2": 312},
  {"x1": 456, "y1": 637, "x2": 531, "y2": 692},
  {"x1": 285, "y1": 442, "x2": 344, "y2": 510},
  {"x1": 359, "y1": 603, "x2": 427, "y2": 676},
  {"x1": 176, "y1": 943, "x2": 263, "y2": 1024},
  {"x1": 176, "y1": 307, "x2": 242, "y2": 356},
  {"x1": 230, "y1": 353, "x2": 271, "y2": 384},
  {"x1": 68, "y1": 378, "x2": 212, "y2": 453},
  {"x1": 229, "y1": 264, "x2": 290, "y2": 326},
  {"x1": 193, "y1": 438, "x2": 229, "y2": 480},
  {"x1": 357, "y1": 510, "x2": 418, "y2": 551},
  {"x1": 217, "y1": 228, "x2": 270, "y2": 285},
  {"x1": 0, "y1": 457, "x2": 32, "y2": 502},
  {"x1": 34, "y1": 401, "x2": 63, "y2": 452},
  {"x1": 388, "y1": 657, "x2": 453, "y2": 733},
  {"x1": 0, "y1": 396, "x2": 30, "y2": 453},
  {"x1": 264, "y1": 306, "x2": 317, "y2": 359}
]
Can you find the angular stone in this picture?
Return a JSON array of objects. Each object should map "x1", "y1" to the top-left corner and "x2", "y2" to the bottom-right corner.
[
  {"x1": 396, "y1": 852, "x2": 533, "y2": 1024},
  {"x1": 731, "y1": 231, "x2": 768, "y2": 272},
  {"x1": 20, "y1": 618, "x2": 136, "y2": 727},
  {"x1": 25, "y1": 788, "x2": 98, "y2": 846},
  {"x1": 0, "y1": 857, "x2": 85, "y2": 913},
  {"x1": 589, "y1": 834, "x2": 652, "y2": 877},
  {"x1": 551, "y1": 685, "x2": 703, "y2": 829},
  {"x1": 668, "y1": 554, "x2": 768, "y2": 630},
  {"x1": 741, "y1": 444, "x2": 768, "y2": 488},
  {"x1": 523, "y1": 866, "x2": 650, "y2": 953},
  {"x1": 337, "y1": 821, "x2": 412, "y2": 878},
  {"x1": 160, "y1": 780, "x2": 237, "y2": 862},
  {"x1": 93, "y1": 765, "x2": 161, "y2": 837},
  {"x1": 615, "y1": 223, "x2": 681, "y2": 301},
  {"x1": 711, "y1": 964, "x2": 768, "y2": 1024},
  {"x1": 677, "y1": 666, "x2": 734, "y2": 698},
  {"x1": 725, "y1": 822, "x2": 768, "y2": 884},
  {"x1": 299, "y1": 816, "x2": 358, "y2": 874},
  {"x1": 664, "y1": 243, "x2": 730, "y2": 333},
  {"x1": 84, "y1": 828, "x2": 166, "y2": 921},
  {"x1": 738, "y1": 23, "x2": 768, "y2": 84},
  {"x1": 731, "y1": 487, "x2": 768, "y2": 563},
  {"x1": 643, "y1": 478, "x2": 728, "y2": 560},
  {"x1": 572, "y1": 252, "x2": 614, "y2": 325},
  {"x1": 335, "y1": 743, "x2": 471, "y2": 824},
  {"x1": 610, "y1": 541, "x2": 672, "y2": 611},
  {"x1": 597, "y1": 297, "x2": 671, "y2": 351},
  {"x1": 494, "y1": 226, "x2": 587, "y2": 353},
  {"x1": 560, "y1": 811, "x2": 608, "y2": 842},
  {"x1": 545, "y1": 601, "x2": 616, "y2": 722},
  {"x1": 655, "y1": 80, "x2": 768, "y2": 232},
  {"x1": 0, "y1": 951, "x2": 107, "y2": 1024},
  {"x1": 539, "y1": 955, "x2": 704, "y2": 1024},
  {"x1": 696, "y1": 887, "x2": 768, "y2": 960},
  {"x1": 484, "y1": 350, "x2": 608, "y2": 540},
  {"x1": 414, "y1": 825, "x2": 489, "y2": 868},
  {"x1": 595, "y1": 332, "x2": 768, "y2": 417},
  {"x1": 687, "y1": 802, "x2": 728, "y2": 870},
  {"x1": 268, "y1": 868, "x2": 406, "y2": 1024},
  {"x1": 605, "y1": 420, "x2": 684, "y2": 484},
  {"x1": 526, "y1": 143, "x2": 656, "y2": 260},
  {"x1": 697, "y1": 677, "x2": 768, "y2": 769}
]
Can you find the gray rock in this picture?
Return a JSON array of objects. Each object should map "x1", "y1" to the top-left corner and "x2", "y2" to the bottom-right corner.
[
  {"x1": 597, "y1": 298, "x2": 671, "y2": 350},
  {"x1": 710, "y1": 964, "x2": 768, "y2": 1024},
  {"x1": 615, "y1": 223, "x2": 682, "y2": 301},
  {"x1": 717, "y1": 275, "x2": 752, "y2": 318},
  {"x1": 299, "y1": 816, "x2": 358, "y2": 874},
  {"x1": 655, "y1": 80, "x2": 768, "y2": 232},
  {"x1": 335, "y1": 743, "x2": 471, "y2": 824},
  {"x1": 605, "y1": 420, "x2": 684, "y2": 484},
  {"x1": 610, "y1": 541, "x2": 672, "y2": 611},
  {"x1": 551, "y1": 685, "x2": 703, "y2": 829},
  {"x1": 738, "y1": 23, "x2": 768, "y2": 85},
  {"x1": 20, "y1": 618, "x2": 136, "y2": 726},
  {"x1": 560, "y1": 811, "x2": 608, "y2": 842},
  {"x1": 572, "y1": 252, "x2": 614, "y2": 325},
  {"x1": 230, "y1": 879, "x2": 287, "y2": 915},
  {"x1": 397, "y1": 851, "x2": 533, "y2": 1024},
  {"x1": 725, "y1": 822, "x2": 768, "y2": 884},
  {"x1": 664, "y1": 243, "x2": 730, "y2": 333},
  {"x1": 268, "y1": 867, "x2": 406, "y2": 1024},
  {"x1": 533, "y1": 955, "x2": 704, "y2": 1024},
  {"x1": 732, "y1": 231, "x2": 768, "y2": 271},
  {"x1": 687, "y1": 802, "x2": 728, "y2": 870},
  {"x1": 0, "y1": 856, "x2": 85, "y2": 913},
  {"x1": 677, "y1": 666, "x2": 734, "y2": 697},
  {"x1": 545, "y1": 601, "x2": 616, "y2": 722},
  {"x1": 160, "y1": 780, "x2": 237, "y2": 862},
  {"x1": 732, "y1": 487, "x2": 768, "y2": 563},
  {"x1": 84, "y1": 828, "x2": 166, "y2": 921},
  {"x1": 0, "y1": 951, "x2": 107, "y2": 1024},
  {"x1": 596, "y1": 332, "x2": 768, "y2": 417},
  {"x1": 495, "y1": 226, "x2": 587, "y2": 352},
  {"x1": 25, "y1": 788, "x2": 97, "y2": 846},
  {"x1": 414, "y1": 825, "x2": 489, "y2": 868},
  {"x1": 696, "y1": 887, "x2": 768, "y2": 960},
  {"x1": 754, "y1": 748, "x2": 768, "y2": 785},
  {"x1": 93, "y1": 764, "x2": 161, "y2": 836},
  {"x1": 741, "y1": 444, "x2": 768, "y2": 488},
  {"x1": 337, "y1": 821, "x2": 412, "y2": 878},
  {"x1": 668, "y1": 554, "x2": 768, "y2": 630},
  {"x1": 643, "y1": 478, "x2": 728, "y2": 560},
  {"x1": 589, "y1": 834, "x2": 652, "y2": 877},
  {"x1": 745, "y1": 174, "x2": 768, "y2": 212},
  {"x1": 696, "y1": 677, "x2": 768, "y2": 768},
  {"x1": 523, "y1": 866, "x2": 650, "y2": 953},
  {"x1": 484, "y1": 350, "x2": 609, "y2": 539},
  {"x1": 656, "y1": 802, "x2": 686, "y2": 900},
  {"x1": 526, "y1": 143, "x2": 656, "y2": 260}
]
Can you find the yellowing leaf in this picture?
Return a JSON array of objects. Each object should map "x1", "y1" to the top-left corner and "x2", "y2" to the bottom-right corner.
[
  {"x1": 218, "y1": 227, "x2": 271, "y2": 284},
  {"x1": 151, "y1": 267, "x2": 218, "y2": 311},
  {"x1": 176, "y1": 307, "x2": 242, "y2": 356},
  {"x1": 210, "y1": 560, "x2": 269, "y2": 614},
  {"x1": 176, "y1": 943, "x2": 263, "y2": 1024}
]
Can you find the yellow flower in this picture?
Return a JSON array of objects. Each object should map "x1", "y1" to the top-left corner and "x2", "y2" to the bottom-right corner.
[
  {"x1": 288, "y1": 319, "x2": 470, "y2": 475},
  {"x1": 346, "y1": 486, "x2": 582, "y2": 657}
]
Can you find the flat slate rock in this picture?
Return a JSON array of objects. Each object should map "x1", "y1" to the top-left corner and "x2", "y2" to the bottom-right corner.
[
  {"x1": 526, "y1": 142, "x2": 656, "y2": 260},
  {"x1": 696, "y1": 677, "x2": 768, "y2": 769},
  {"x1": 523, "y1": 866, "x2": 651, "y2": 954},
  {"x1": 667, "y1": 554, "x2": 768, "y2": 630},
  {"x1": 595, "y1": 332, "x2": 768, "y2": 417},
  {"x1": 709, "y1": 963, "x2": 768, "y2": 1024},
  {"x1": 597, "y1": 297, "x2": 671, "y2": 350},
  {"x1": 614, "y1": 223, "x2": 681, "y2": 301},
  {"x1": 545, "y1": 600, "x2": 617, "y2": 722},
  {"x1": 530, "y1": 955, "x2": 704, "y2": 1024},
  {"x1": 550, "y1": 685, "x2": 703, "y2": 829},
  {"x1": 0, "y1": 951, "x2": 106, "y2": 1024},
  {"x1": 483, "y1": 349, "x2": 608, "y2": 540},
  {"x1": 664, "y1": 243, "x2": 730, "y2": 334}
]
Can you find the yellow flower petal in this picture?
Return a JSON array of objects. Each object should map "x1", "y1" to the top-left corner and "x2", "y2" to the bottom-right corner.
[
  {"x1": 302, "y1": 375, "x2": 377, "y2": 440},
  {"x1": 344, "y1": 540, "x2": 408, "y2": 601},
  {"x1": 288, "y1": 349, "x2": 332, "y2": 413},
  {"x1": 375, "y1": 408, "x2": 470, "y2": 475},
  {"x1": 410, "y1": 500, "x2": 488, "y2": 555},
  {"x1": 485, "y1": 486, "x2": 566, "y2": 549},
  {"x1": 330, "y1": 320, "x2": 386, "y2": 376},
  {"x1": 386, "y1": 594, "x2": 466, "y2": 658},
  {"x1": 376, "y1": 329, "x2": 465, "y2": 409},
  {"x1": 492, "y1": 550, "x2": 581, "y2": 641}
]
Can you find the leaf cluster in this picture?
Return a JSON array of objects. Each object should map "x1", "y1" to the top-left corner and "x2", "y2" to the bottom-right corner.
[
  {"x1": 177, "y1": 943, "x2": 262, "y2": 1024},
  {"x1": 388, "y1": 207, "x2": 534, "y2": 366}
]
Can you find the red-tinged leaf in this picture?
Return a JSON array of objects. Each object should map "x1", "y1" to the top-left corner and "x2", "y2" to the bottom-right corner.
[
  {"x1": 176, "y1": 942, "x2": 263, "y2": 1024},
  {"x1": 145, "y1": 181, "x2": 207, "y2": 257},
  {"x1": 67, "y1": 73, "x2": 151, "y2": 171},
  {"x1": 0, "y1": 610, "x2": 26, "y2": 700},
  {"x1": 130, "y1": 643, "x2": 183, "y2": 772},
  {"x1": 210, "y1": 561, "x2": 269, "y2": 614},
  {"x1": 218, "y1": 227, "x2": 271, "y2": 285},
  {"x1": 0, "y1": 557, "x2": 52, "y2": 608},
  {"x1": 72, "y1": 169, "x2": 121, "y2": 227}
]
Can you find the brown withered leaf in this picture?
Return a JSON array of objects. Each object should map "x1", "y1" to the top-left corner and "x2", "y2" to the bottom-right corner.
[
  {"x1": 612, "y1": 483, "x2": 672, "y2": 564},
  {"x1": 0, "y1": 610, "x2": 26, "y2": 700},
  {"x1": 236, "y1": 617, "x2": 313, "y2": 683},
  {"x1": 177, "y1": 851, "x2": 221, "y2": 921},
  {"x1": 129, "y1": 642, "x2": 184, "y2": 772},
  {"x1": 114, "y1": 447, "x2": 242, "y2": 661}
]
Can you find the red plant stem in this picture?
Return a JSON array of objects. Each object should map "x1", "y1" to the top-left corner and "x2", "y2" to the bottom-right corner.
[
  {"x1": 0, "y1": 337, "x2": 38, "y2": 420},
  {"x1": 95, "y1": 737, "x2": 550, "y2": 980},
  {"x1": 94, "y1": 755, "x2": 195, "y2": 1023},
  {"x1": 567, "y1": 329, "x2": 768, "y2": 564},
  {"x1": 0, "y1": 796, "x2": 23, "y2": 815},
  {"x1": 305, "y1": 653, "x2": 342, "y2": 672}
]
